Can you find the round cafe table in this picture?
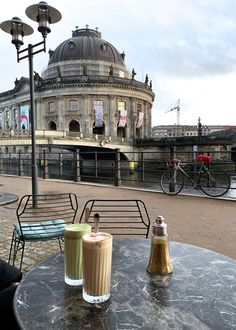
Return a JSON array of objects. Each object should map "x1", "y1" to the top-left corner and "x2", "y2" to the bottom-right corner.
[{"x1": 14, "y1": 239, "x2": 236, "y2": 329}]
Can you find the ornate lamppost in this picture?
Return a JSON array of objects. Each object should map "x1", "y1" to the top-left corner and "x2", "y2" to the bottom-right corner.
[{"x1": 0, "y1": 2, "x2": 61, "y2": 206}]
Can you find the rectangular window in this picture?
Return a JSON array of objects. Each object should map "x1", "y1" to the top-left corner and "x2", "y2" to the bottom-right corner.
[
  {"x1": 14, "y1": 109, "x2": 18, "y2": 118},
  {"x1": 48, "y1": 102, "x2": 55, "y2": 113},
  {"x1": 118, "y1": 101, "x2": 125, "y2": 111},
  {"x1": 69, "y1": 100, "x2": 78, "y2": 111},
  {"x1": 94, "y1": 100, "x2": 103, "y2": 110}
]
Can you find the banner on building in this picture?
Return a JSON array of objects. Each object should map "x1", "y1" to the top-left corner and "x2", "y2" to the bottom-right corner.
[
  {"x1": 20, "y1": 105, "x2": 29, "y2": 129},
  {"x1": 94, "y1": 105, "x2": 103, "y2": 127},
  {"x1": 118, "y1": 110, "x2": 127, "y2": 127},
  {"x1": 136, "y1": 112, "x2": 144, "y2": 128}
]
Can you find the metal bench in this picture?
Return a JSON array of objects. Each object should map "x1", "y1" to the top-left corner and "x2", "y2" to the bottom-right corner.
[
  {"x1": 79, "y1": 199, "x2": 150, "y2": 238},
  {"x1": 8, "y1": 193, "x2": 78, "y2": 270}
]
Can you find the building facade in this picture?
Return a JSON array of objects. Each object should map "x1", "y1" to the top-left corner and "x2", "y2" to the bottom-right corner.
[
  {"x1": 152, "y1": 124, "x2": 236, "y2": 138},
  {"x1": 0, "y1": 27, "x2": 155, "y2": 144}
]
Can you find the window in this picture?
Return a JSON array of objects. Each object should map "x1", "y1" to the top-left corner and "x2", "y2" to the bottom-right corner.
[
  {"x1": 68, "y1": 41, "x2": 76, "y2": 50},
  {"x1": 69, "y1": 100, "x2": 78, "y2": 111},
  {"x1": 101, "y1": 43, "x2": 108, "y2": 51},
  {"x1": 6, "y1": 110, "x2": 10, "y2": 120},
  {"x1": 48, "y1": 102, "x2": 55, "y2": 113},
  {"x1": 14, "y1": 109, "x2": 18, "y2": 118},
  {"x1": 118, "y1": 101, "x2": 125, "y2": 112},
  {"x1": 94, "y1": 100, "x2": 103, "y2": 110}
]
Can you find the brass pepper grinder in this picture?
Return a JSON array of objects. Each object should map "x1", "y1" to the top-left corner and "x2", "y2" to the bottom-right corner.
[{"x1": 146, "y1": 215, "x2": 173, "y2": 275}]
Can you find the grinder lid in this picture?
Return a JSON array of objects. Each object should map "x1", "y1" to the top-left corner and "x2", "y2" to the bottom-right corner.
[{"x1": 153, "y1": 215, "x2": 168, "y2": 236}]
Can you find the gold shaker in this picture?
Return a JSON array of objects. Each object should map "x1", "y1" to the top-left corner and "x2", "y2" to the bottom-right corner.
[{"x1": 146, "y1": 215, "x2": 173, "y2": 275}]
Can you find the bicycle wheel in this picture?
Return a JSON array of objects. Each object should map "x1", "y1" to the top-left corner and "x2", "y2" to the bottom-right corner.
[
  {"x1": 200, "y1": 169, "x2": 230, "y2": 197},
  {"x1": 160, "y1": 169, "x2": 184, "y2": 195}
]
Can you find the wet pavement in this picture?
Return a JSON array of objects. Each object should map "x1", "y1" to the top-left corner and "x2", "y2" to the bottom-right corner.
[
  {"x1": 0, "y1": 174, "x2": 235, "y2": 273},
  {"x1": 0, "y1": 193, "x2": 19, "y2": 206}
]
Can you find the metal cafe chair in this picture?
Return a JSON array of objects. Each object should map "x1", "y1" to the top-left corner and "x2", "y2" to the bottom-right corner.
[
  {"x1": 8, "y1": 193, "x2": 78, "y2": 270},
  {"x1": 79, "y1": 199, "x2": 150, "y2": 238}
]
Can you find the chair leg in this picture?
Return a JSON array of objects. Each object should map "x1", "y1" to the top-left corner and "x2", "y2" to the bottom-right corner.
[
  {"x1": 8, "y1": 231, "x2": 15, "y2": 265},
  {"x1": 58, "y1": 237, "x2": 63, "y2": 251},
  {"x1": 18, "y1": 241, "x2": 25, "y2": 270},
  {"x1": 9, "y1": 230, "x2": 25, "y2": 270}
]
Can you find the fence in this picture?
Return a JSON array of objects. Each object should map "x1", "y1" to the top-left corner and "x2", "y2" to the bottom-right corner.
[{"x1": 0, "y1": 148, "x2": 236, "y2": 198}]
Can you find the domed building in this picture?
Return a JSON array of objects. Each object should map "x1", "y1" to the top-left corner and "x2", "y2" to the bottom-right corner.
[{"x1": 0, "y1": 26, "x2": 155, "y2": 144}]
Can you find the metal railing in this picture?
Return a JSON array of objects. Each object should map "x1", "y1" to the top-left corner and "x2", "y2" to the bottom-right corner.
[{"x1": 0, "y1": 148, "x2": 236, "y2": 198}]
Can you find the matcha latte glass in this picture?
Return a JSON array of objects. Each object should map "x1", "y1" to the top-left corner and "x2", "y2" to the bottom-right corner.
[{"x1": 64, "y1": 223, "x2": 91, "y2": 286}]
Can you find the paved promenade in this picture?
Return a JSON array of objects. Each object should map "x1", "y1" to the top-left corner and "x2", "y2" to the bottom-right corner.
[{"x1": 0, "y1": 174, "x2": 235, "y2": 273}]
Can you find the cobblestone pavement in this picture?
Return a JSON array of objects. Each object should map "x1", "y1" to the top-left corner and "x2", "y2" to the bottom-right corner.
[{"x1": 0, "y1": 175, "x2": 235, "y2": 274}]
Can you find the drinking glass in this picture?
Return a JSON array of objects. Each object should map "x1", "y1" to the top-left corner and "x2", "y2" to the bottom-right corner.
[
  {"x1": 82, "y1": 232, "x2": 113, "y2": 303},
  {"x1": 64, "y1": 223, "x2": 91, "y2": 286}
]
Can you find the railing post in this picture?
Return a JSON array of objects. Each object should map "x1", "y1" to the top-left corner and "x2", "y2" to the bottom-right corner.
[
  {"x1": 43, "y1": 149, "x2": 49, "y2": 179},
  {"x1": 18, "y1": 150, "x2": 24, "y2": 176},
  {"x1": 95, "y1": 151, "x2": 98, "y2": 178},
  {"x1": 59, "y1": 152, "x2": 63, "y2": 178},
  {"x1": 169, "y1": 146, "x2": 176, "y2": 193},
  {"x1": 141, "y1": 152, "x2": 145, "y2": 182},
  {"x1": 114, "y1": 148, "x2": 121, "y2": 186},
  {"x1": 0, "y1": 152, "x2": 2, "y2": 174},
  {"x1": 170, "y1": 146, "x2": 176, "y2": 160},
  {"x1": 74, "y1": 149, "x2": 81, "y2": 182}
]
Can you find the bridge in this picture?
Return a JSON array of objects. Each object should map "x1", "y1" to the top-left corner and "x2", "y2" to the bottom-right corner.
[
  {"x1": 1, "y1": 129, "x2": 236, "y2": 165},
  {"x1": 0, "y1": 129, "x2": 134, "y2": 153}
]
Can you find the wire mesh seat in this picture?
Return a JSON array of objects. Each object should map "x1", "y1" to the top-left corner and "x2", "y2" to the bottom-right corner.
[
  {"x1": 79, "y1": 199, "x2": 150, "y2": 238},
  {"x1": 8, "y1": 193, "x2": 78, "y2": 270}
]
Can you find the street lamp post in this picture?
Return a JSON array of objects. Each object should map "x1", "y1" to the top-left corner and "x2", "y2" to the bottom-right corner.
[{"x1": 0, "y1": 2, "x2": 61, "y2": 207}]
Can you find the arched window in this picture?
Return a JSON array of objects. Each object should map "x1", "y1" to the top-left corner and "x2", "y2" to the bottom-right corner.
[
  {"x1": 69, "y1": 120, "x2": 80, "y2": 132},
  {"x1": 48, "y1": 121, "x2": 57, "y2": 130}
]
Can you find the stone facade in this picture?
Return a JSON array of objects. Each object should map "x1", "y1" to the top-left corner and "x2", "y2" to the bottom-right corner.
[{"x1": 0, "y1": 27, "x2": 155, "y2": 144}]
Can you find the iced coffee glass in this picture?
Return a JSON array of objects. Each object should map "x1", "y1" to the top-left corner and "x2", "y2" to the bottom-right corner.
[
  {"x1": 82, "y1": 232, "x2": 113, "y2": 303},
  {"x1": 64, "y1": 223, "x2": 91, "y2": 286}
]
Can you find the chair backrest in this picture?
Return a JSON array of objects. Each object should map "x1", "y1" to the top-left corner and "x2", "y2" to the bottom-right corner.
[
  {"x1": 79, "y1": 199, "x2": 150, "y2": 238},
  {"x1": 16, "y1": 193, "x2": 78, "y2": 240}
]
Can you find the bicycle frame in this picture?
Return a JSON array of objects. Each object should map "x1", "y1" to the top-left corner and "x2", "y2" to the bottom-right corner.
[{"x1": 170, "y1": 161, "x2": 212, "y2": 187}]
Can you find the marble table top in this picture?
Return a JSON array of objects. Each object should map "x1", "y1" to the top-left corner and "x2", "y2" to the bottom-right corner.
[{"x1": 14, "y1": 240, "x2": 236, "y2": 330}]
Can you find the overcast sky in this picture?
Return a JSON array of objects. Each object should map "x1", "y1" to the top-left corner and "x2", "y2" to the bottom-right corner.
[{"x1": 1, "y1": 0, "x2": 236, "y2": 127}]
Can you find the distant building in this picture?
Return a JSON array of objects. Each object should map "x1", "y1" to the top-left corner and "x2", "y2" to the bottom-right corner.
[
  {"x1": 152, "y1": 125, "x2": 236, "y2": 138},
  {"x1": 0, "y1": 26, "x2": 155, "y2": 143}
]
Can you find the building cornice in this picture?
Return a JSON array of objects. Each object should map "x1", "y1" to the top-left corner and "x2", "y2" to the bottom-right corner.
[{"x1": 37, "y1": 78, "x2": 155, "y2": 101}]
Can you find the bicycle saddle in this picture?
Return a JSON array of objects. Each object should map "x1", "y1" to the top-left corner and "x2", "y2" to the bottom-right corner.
[{"x1": 168, "y1": 159, "x2": 181, "y2": 165}]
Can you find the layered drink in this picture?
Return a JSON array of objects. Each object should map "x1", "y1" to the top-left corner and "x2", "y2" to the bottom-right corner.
[
  {"x1": 82, "y1": 232, "x2": 113, "y2": 303},
  {"x1": 64, "y1": 223, "x2": 91, "y2": 286}
]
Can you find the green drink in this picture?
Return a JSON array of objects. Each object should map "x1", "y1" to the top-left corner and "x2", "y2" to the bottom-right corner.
[{"x1": 64, "y1": 223, "x2": 91, "y2": 286}]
